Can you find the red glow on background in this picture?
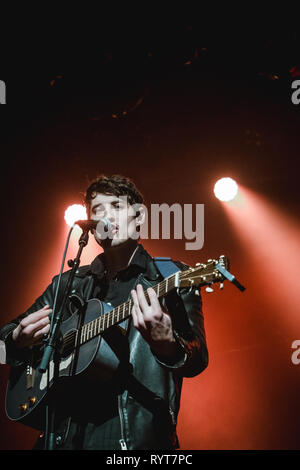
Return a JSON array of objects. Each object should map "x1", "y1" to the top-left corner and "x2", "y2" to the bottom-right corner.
[
  {"x1": 177, "y1": 184, "x2": 300, "y2": 450},
  {"x1": 220, "y1": 185, "x2": 300, "y2": 335}
]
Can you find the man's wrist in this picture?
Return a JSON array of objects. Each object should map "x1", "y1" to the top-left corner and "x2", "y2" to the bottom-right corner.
[
  {"x1": 151, "y1": 336, "x2": 187, "y2": 367},
  {"x1": 4, "y1": 329, "x2": 29, "y2": 365}
]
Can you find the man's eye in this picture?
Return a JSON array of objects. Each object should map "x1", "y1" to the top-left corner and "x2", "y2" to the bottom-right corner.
[{"x1": 94, "y1": 207, "x2": 104, "y2": 214}]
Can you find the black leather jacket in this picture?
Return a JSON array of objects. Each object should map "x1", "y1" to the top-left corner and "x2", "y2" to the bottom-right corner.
[{"x1": 0, "y1": 245, "x2": 208, "y2": 450}]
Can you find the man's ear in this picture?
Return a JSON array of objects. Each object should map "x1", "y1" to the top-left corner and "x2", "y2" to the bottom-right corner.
[{"x1": 135, "y1": 205, "x2": 146, "y2": 227}]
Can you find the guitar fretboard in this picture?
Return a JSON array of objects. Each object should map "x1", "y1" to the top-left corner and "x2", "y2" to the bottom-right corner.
[{"x1": 79, "y1": 272, "x2": 180, "y2": 345}]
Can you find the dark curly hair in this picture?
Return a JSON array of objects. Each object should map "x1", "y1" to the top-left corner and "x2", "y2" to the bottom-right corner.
[{"x1": 84, "y1": 174, "x2": 144, "y2": 216}]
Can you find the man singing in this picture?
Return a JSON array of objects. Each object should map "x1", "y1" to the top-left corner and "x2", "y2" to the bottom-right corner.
[{"x1": 0, "y1": 174, "x2": 208, "y2": 450}]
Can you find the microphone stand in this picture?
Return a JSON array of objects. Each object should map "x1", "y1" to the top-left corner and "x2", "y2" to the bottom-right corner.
[{"x1": 39, "y1": 228, "x2": 90, "y2": 450}]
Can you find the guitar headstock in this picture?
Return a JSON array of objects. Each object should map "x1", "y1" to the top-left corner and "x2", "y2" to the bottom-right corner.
[{"x1": 179, "y1": 255, "x2": 229, "y2": 289}]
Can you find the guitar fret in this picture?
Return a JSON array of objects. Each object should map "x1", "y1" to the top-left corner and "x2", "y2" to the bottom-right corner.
[
  {"x1": 80, "y1": 326, "x2": 85, "y2": 344},
  {"x1": 88, "y1": 321, "x2": 93, "y2": 339},
  {"x1": 84, "y1": 324, "x2": 88, "y2": 341},
  {"x1": 99, "y1": 317, "x2": 103, "y2": 334},
  {"x1": 82, "y1": 325, "x2": 86, "y2": 343},
  {"x1": 86, "y1": 322, "x2": 91, "y2": 340}
]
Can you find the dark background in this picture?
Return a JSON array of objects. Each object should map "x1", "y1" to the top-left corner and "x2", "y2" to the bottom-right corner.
[{"x1": 0, "y1": 25, "x2": 299, "y2": 450}]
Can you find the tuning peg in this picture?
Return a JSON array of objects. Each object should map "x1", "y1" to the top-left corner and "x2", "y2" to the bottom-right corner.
[
  {"x1": 220, "y1": 283, "x2": 224, "y2": 290},
  {"x1": 195, "y1": 262, "x2": 201, "y2": 266},
  {"x1": 205, "y1": 286, "x2": 214, "y2": 293}
]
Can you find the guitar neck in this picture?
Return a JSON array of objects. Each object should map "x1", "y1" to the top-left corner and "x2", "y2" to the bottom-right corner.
[
  {"x1": 77, "y1": 255, "x2": 228, "y2": 346},
  {"x1": 79, "y1": 272, "x2": 180, "y2": 345}
]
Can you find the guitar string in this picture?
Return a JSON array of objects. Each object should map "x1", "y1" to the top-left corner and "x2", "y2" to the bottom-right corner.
[{"x1": 61, "y1": 277, "x2": 177, "y2": 350}]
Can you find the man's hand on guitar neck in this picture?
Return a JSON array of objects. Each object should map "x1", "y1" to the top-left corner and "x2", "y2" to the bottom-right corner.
[
  {"x1": 131, "y1": 284, "x2": 183, "y2": 364},
  {"x1": 12, "y1": 305, "x2": 52, "y2": 349}
]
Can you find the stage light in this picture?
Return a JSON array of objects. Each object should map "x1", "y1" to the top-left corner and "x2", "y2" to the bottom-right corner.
[
  {"x1": 214, "y1": 177, "x2": 239, "y2": 201},
  {"x1": 64, "y1": 204, "x2": 87, "y2": 227}
]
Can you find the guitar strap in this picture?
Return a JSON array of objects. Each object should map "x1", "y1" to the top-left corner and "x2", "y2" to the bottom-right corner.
[{"x1": 153, "y1": 257, "x2": 181, "y2": 279}]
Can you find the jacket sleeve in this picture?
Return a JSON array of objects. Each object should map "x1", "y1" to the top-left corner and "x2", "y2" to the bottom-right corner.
[
  {"x1": 0, "y1": 265, "x2": 93, "y2": 366},
  {"x1": 0, "y1": 280, "x2": 57, "y2": 366},
  {"x1": 153, "y1": 262, "x2": 209, "y2": 378}
]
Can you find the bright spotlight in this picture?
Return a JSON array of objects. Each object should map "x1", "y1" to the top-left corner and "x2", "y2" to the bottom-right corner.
[
  {"x1": 64, "y1": 204, "x2": 87, "y2": 227},
  {"x1": 214, "y1": 177, "x2": 239, "y2": 202}
]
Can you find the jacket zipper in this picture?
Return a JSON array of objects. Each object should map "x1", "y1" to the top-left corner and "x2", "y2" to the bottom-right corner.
[
  {"x1": 118, "y1": 395, "x2": 128, "y2": 450},
  {"x1": 169, "y1": 407, "x2": 176, "y2": 426},
  {"x1": 118, "y1": 273, "x2": 146, "y2": 451},
  {"x1": 116, "y1": 277, "x2": 144, "y2": 452}
]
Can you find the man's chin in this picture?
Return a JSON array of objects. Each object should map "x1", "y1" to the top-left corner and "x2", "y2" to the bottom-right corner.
[{"x1": 97, "y1": 236, "x2": 137, "y2": 249}]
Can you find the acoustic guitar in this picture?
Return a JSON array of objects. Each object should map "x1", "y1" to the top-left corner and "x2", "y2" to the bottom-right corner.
[{"x1": 5, "y1": 255, "x2": 230, "y2": 429}]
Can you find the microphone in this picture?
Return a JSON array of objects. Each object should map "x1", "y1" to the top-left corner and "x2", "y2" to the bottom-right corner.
[{"x1": 75, "y1": 218, "x2": 112, "y2": 233}]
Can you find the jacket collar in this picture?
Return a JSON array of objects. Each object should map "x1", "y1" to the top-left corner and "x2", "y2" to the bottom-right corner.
[{"x1": 87, "y1": 243, "x2": 160, "y2": 282}]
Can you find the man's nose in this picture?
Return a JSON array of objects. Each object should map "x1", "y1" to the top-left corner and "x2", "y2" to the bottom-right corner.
[{"x1": 102, "y1": 207, "x2": 115, "y2": 222}]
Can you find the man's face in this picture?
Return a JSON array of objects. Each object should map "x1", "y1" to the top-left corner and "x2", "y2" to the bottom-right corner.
[{"x1": 90, "y1": 193, "x2": 140, "y2": 247}]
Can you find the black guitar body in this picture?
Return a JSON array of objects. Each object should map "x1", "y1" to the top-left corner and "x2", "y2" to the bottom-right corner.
[{"x1": 5, "y1": 298, "x2": 128, "y2": 429}]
